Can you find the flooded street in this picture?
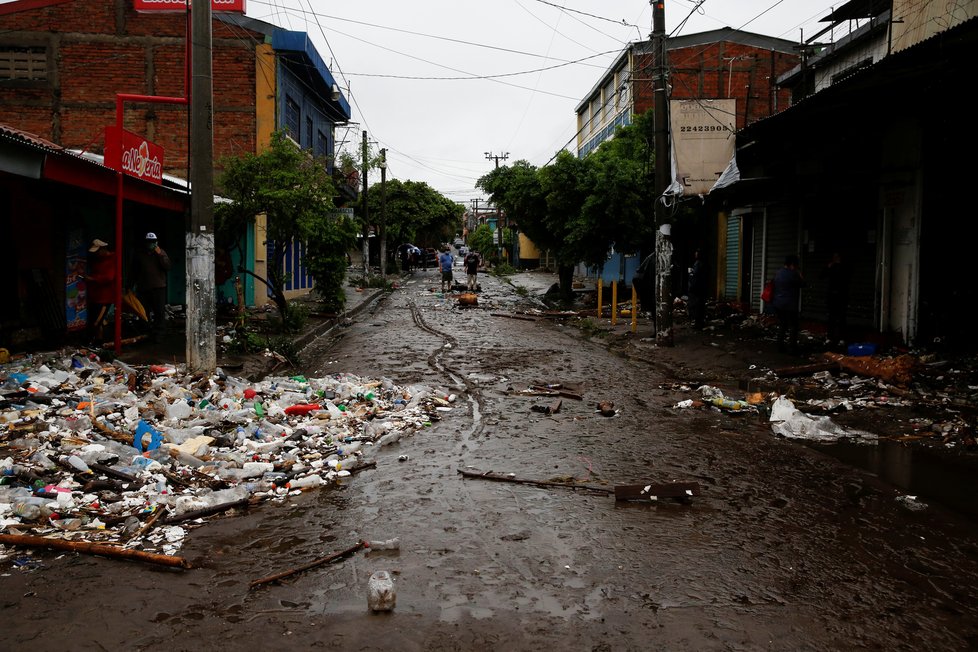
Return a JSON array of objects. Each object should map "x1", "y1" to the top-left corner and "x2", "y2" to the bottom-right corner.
[{"x1": 5, "y1": 266, "x2": 978, "y2": 651}]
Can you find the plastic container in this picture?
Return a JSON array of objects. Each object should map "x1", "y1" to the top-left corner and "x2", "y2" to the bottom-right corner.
[
  {"x1": 364, "y1": 538, "x2": 400, "y2": 551},
  {"x1": 367, "y1": 570, "x2": 396, "y2": 612},
  {"x1": 847, "y1": 342, "x2": 877, "y2": 357}
]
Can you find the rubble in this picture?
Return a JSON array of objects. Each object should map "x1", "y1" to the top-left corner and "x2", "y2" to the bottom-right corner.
[{"x1": 0, "y1": 349, "x2": 443, "y2": 562}]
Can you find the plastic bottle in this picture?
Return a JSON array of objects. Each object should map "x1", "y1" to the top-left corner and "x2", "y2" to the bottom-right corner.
[
  {"x1": 364, "y1": 538, "x2": 400, "y2": 551},
  {"x1": 62, "y1": 454, "x2": 91, "y2": 474},
  {"x1": 288, "y1": 474, "x2": 324, "y2": 489},
  {"x1": 367, "y1": 570, "x2": 396, "y2": 612}
]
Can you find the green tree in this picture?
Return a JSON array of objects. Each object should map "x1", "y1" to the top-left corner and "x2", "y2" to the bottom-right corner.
[
  {"x1": 215, "y1": 131, "x2": 358, "y2": 323},
  {"x1": 468, "y1": 223, "x2": 495, "y2": 262},
  {"x1": 366, "y1": 178, "x2": 463, "y2": 264}
]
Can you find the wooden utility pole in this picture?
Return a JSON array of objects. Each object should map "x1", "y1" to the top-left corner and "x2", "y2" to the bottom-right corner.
[
  {"x1": 379, "y1": 148, "x2": 387, "y2": 279},
  {"x1": 485, "y1": 151, "x2": 509, "y2": 260},
  {"x1": 361, "y1": 129, "x2": 369, "y2": 278},
  {"x1": 652, "y1": 0, "x2": 673, "y2": 345},
  {"x1": 187, "y1": 0, "x2": 216, "y2": 372}
]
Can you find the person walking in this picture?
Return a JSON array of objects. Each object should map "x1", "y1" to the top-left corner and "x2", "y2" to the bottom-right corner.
[
  {"x1": 773, "y1": 254, "x2": 805, "y2": 354},
  {"x1": 687, "y1": 248, "x2": 708, "y2": 329},
  {"x1": 438, "y1": 246, "x2": 454, "y2": 292},
  {"x1": 131, "y1": 232, "x2": 171, "y2": 343},
  {"x1": 464, "y1": 250, "x2": 481, "y2": 292},
  {"x1": 85, "y1": 238, "x2": 116, "y2": 344}
]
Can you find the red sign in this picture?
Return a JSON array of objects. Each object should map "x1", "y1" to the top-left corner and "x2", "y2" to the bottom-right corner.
[
  {"x1": 104, "y1": 126, "x2": 165, "y2": 185},
  {"x1": 133, "y1": 0, "x2": 246, "y2": 13}
]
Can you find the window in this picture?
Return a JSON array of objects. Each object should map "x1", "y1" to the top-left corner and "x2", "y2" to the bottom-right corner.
[
  {"x1": 0, "y1": 46, "x2": 47, "y2": 81},
  {"x1": 305, "y1": 117, "x2": 313, "y2": 149},
  {"x1": 316, "y1": 130, "x2": 328, "y2": 158},
  {"x1": 285, "y1": 95, "x2": 301, "y2": 141}
]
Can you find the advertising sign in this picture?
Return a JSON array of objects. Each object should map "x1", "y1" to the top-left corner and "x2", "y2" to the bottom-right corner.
[
  {"x1": 134, "y1": 0, "x2": 246, "y2": 13},
  {"x1": 670, "y1": 99, "x2": 736, "y2": 196},
  {"x1": 104, "y1": 126, "x2": 164, "y2": 185}
]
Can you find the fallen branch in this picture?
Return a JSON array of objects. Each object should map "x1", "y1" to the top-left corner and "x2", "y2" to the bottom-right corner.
[
  {"x1": 127, "y1": 505, "x2": 167, "y2": 542},
  {"x1": 249, "y1": 540, "x2": 365, "y2": 589},
  {"x1": 530, "y1": 385, "x2": 583, "y2": 401},
  {"x1": 490, "y1": 312, "x2": 539, "y2": 322},
  {"x1": 0, "y1": 533, "x2": 190, "y2": 569},
  {"x1": 457, "y1": 467, "x2": 612, "y2": 494}
]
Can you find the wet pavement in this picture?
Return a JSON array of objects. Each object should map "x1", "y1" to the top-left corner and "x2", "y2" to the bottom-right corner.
[{"x1": 5, "y1": 264, "x2": 978, "y2": 650}]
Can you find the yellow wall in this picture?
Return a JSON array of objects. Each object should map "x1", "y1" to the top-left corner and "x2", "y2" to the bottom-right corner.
[
  {"x1": 519, "y1": 232, "x2": 541, "y2": 260},
  {"x1": 256, "y1": 43, "x2": 276, "y2": 153}
]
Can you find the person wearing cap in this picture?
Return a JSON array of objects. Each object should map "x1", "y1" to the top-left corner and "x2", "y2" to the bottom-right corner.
[
  {"x1": 85, "y1": 239, "x2": 115, "y2": 344},
  {"x1": 131, "y1": 232, "x2": 171, "y2": 342}
]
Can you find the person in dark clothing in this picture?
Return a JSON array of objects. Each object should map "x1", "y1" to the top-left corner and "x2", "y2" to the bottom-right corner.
[
  {"x1": 773, "y1": 254, "x2": 805, "y2": 354},
  {"x1": 131, "y1": 232, "x2": 171, "y2": 343},
  {"x1": 687, "y1": 248, "x2": 708, "y2": 329},
  {"x1": 820, "y1": 252, "x2": 850, "y2": 347},
  {"x1": 464, "y1": 250, "x2": 481, "y2": 291}
]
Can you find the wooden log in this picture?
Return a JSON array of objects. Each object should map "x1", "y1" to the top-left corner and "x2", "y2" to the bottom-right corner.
[
  {"x1": 529, "y1": 385, "x2": 583, "y2": 401},
  {"x1": 249, "y1": 541, "x2": 365, "y2": 589},
  {"x1": 614, "y1": 482, "x2": 700, "y2": 502},
  {"x1": 163, "y1": 498, "x2": 251, "y2": 525},
  {"x1": 0, "y1": 533, "x2": 190, "y2": 569},
  {"x1": 457, "y1": 468, "x2": 612, "y2": 494},
  {"x1": 88, "y1": 463, "x2": 140, "y2": 484}
]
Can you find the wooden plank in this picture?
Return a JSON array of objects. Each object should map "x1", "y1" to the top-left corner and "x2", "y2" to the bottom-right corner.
[
  {"x1": 770, "y1": 361, "x2": 840, "y2": 378},
  {"x1": 614, "y1": 482, "x2": 699, "y2": 502},
  {"x1": 457, "y1": 468, "x2": 613, "y2": 494}
]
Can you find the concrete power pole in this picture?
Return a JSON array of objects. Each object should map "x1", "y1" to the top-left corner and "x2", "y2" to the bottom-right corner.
[
  {"x1": 651, "y1": 0, "x2": 673, "y2": 345},
  {"x1": 361, "y1": 129, "x2": 369, "y2": 278},
  {"x1": 187, "y1": 0, "x2": 216, "y2": 372}
]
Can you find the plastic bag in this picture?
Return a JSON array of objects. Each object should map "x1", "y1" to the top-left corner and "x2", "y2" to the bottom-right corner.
[{"x1": 761, "y1": 279, "x2": 774, "y2": 303}]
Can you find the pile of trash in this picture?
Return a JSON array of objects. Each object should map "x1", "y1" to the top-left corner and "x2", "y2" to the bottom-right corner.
[{"x1": 0, "y1": 350, "x2": 447, "y2": 560}]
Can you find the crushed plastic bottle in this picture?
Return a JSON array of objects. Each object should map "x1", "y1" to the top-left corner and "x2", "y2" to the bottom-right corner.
[
  {"x1": 367, "y1": 570, "x2": 396, "y2": 612},
  {"x1": 364, "y1": 538, "x2": 400, "y2": 551}
]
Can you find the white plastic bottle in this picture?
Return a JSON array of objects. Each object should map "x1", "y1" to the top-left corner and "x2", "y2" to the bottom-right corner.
[{"x1": 367, "y1": 570, "x2": 396, "y2": 612}]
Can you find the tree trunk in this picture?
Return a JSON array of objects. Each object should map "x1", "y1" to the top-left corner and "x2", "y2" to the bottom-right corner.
[{"x1": 558, "y1": 265, "x2": 575, "y2": 301}]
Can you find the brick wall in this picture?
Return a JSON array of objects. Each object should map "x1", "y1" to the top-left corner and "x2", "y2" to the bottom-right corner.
[
  {"x1": 0, "y1": 0, "x2": 258, "y2": 178},
  {"x1": 632, "y1": 41, "x2": 796, "y2": 129}
]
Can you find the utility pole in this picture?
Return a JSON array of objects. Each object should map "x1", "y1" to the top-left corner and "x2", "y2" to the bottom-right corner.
[
  {"x1": 187, "y1": 0, "x2": 216, "y2": 372},
  {"x1": 651, "y1": 0, "x2": 673, "y2": 345},
  {"x1": 379, "y1": 148, "x2": 387, "y2": 279},
  {"x1": 361, "y1": 129, "x2": 369, "y2": 278},
  {"x1": 485, "y1": 151, "x2": 509, "y2": 261}
]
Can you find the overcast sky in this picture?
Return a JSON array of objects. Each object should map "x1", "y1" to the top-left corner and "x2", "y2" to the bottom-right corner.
[{"x1": 243, "y1": 0, "x2": 846, "y2": 208}]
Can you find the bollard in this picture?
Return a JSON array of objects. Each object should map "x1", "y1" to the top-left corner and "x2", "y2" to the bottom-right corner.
[
  {"x1": 611, "y1": 281, "x2": 618, "y2": 326},
  {"x1": 631, "y1": 285, "x2": 637, "y2": 333}
]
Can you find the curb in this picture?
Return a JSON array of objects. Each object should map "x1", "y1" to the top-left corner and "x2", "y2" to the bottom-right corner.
[{"x1": 295, "y1": 288, "x2": 387, "y2": 351}]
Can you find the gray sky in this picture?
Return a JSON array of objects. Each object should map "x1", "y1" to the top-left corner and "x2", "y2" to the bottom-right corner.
[{"x1": 244, "y1": 0, "x2": 846, "y2": 207}]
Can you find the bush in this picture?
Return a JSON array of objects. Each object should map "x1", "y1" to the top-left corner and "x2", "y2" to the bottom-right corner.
[
  {"x1": 266, "y1": 334, "x2": 301, "y2": 366},
  {"x1": 491, "y1": 262, "x2": 517, "y2": 277},
  {"x1": 348, "y1": 274, "x2": 393, "y2": 290}
]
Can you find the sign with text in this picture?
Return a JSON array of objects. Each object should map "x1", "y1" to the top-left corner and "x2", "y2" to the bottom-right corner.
[
  {"x1": 134, "y1": 0, "x2": 246, "y2": 13},
  {"x1": 670, "y1": 99, "x2": 736, "y2": 196},
  {"x1": 104, "y1": 126, "x2": 165, "y2": 185}
]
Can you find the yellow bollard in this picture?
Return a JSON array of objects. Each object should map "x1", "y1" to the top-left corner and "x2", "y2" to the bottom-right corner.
[
  {"x1": 597, "y1": 282, "x2": 602, "y2": 319},
  {"x1": 631, "y1": 285, "x2": 638, "y2": 333},
  {"x1": 611, "y1": 281, "x2": 618, "y2": 326}
]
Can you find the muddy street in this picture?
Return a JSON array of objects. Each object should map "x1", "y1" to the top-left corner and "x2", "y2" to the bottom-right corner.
[{"x1": 5, "y1": 266, "x2": 978, "y2": 651}]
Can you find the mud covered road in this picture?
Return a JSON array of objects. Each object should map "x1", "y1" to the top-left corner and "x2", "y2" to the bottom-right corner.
[{"x1": 5, "y1": 266, "x2": 978, "y2": 651}]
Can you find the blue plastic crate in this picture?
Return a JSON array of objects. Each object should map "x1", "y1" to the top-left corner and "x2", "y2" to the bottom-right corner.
[{"x1": 847, "y1": 343, "x2": 877, "y2": 357}]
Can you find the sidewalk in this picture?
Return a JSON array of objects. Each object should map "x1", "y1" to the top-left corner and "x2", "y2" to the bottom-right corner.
[{"x1": 114, "y1": 280, "x2": 386, "y2": 375}]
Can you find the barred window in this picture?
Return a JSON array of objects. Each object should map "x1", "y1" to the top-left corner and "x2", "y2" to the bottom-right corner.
[
  {"x1": 0, "y1": 47, "x2": 47, "y2": 81},
  {"x1": 285, "y1": 95, "x2": 301, "y2": 141}
]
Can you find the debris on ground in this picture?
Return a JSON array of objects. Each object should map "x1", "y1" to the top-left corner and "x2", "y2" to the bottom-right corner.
[
  {"x1": 0, "y1": 349, "x2": 442, "y2": 562},
  {"x1": 769, "y1": 395, "x2": 876, "y2": 443}
]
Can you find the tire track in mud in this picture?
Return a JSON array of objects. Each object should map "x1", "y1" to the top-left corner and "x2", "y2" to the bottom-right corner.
[{"x1": 407, "y1": 298, "x2": 487, "y2": 444}]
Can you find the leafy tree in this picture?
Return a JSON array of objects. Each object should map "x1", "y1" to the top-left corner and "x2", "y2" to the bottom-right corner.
[
  {"x1": 215, "y1": 131, "x2": 357, "y2": 323},
  {"x1": 468, "y1": 223, "x2": 495, "y2": 262},
  {"x1": 366, "y1": 178, "x2": 463, "y2": 258}
]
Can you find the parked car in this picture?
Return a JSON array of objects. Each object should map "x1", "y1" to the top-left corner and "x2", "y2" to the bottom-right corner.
[
  {"x1": 423, "y1": 247, "x2": 439, "y2": 268},
  {"x1": 458, "y1": 245, "x2": 468, "y2": 257}
]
